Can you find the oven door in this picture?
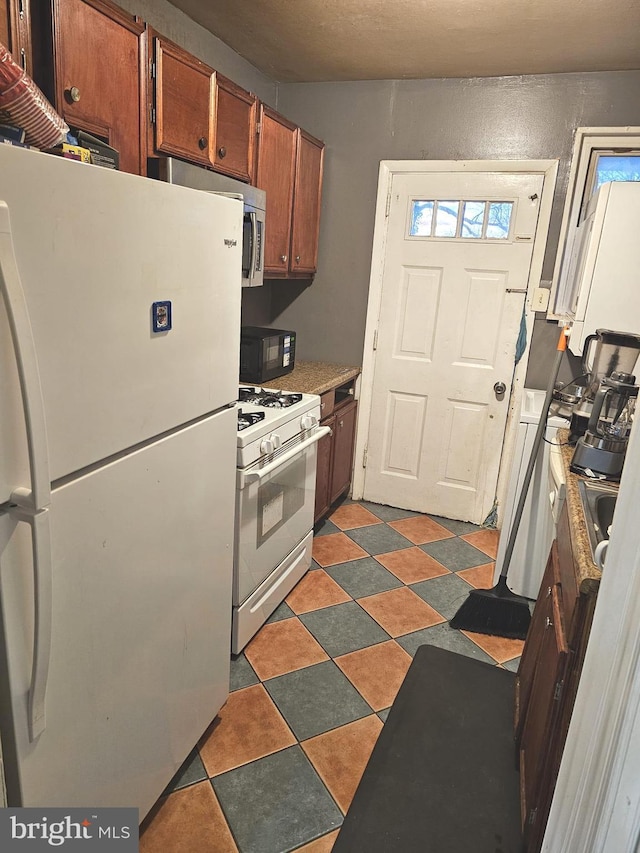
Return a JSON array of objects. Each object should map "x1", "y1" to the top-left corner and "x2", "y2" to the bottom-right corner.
[{"x1": 235, "y1": 427, "x2": 330, "y2": 604}]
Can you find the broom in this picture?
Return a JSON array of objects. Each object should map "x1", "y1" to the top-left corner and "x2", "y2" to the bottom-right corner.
[{"x1": 450, "y1": 324, "x2": 570, "y2": 639}]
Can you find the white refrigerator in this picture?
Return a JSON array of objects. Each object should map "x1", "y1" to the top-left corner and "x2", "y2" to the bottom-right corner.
[{"x1": 0, "y1": 145, "x2": 242, "y2": 818}]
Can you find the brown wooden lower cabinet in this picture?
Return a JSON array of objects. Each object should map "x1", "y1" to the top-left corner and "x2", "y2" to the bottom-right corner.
[
  {"x1": 314, "y1": 398, "x2": 357, "y2": 523},
  {"x1": 516, "y1": 500, "x2": 598, "y2": 851}
]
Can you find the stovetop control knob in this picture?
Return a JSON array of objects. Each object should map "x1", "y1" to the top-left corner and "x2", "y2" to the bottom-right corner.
[
  {"x1": 301, "y1": 413, "x2": 318, "y2": 431},
  {"x1": 260, "y1": 433, "x2": 281, "y2": 454}
]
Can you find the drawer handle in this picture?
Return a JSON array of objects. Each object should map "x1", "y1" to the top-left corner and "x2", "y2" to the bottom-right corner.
[
  {"x1": 218, "y1": 146, "x2": 227, "y2": 158},
  {"x1": 198, "y1": 137, "x2": 208, "y2": 150}
]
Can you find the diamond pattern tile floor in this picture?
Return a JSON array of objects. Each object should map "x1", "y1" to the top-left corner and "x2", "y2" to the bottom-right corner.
[{"x1": 140, "y1": 499, "x2": 522, "y2": 853}]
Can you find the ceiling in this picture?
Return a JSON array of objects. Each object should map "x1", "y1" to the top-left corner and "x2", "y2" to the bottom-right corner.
[{"x1": 169, "y1": 0, "x2": 640, "y2": 83}]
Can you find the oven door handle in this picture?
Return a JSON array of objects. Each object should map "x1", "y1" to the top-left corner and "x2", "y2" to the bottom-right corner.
[{"x1": 244, "y1": 426, "x2": 332, "y2": 484}]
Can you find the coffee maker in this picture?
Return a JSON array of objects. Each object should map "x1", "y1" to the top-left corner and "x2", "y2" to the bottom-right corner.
[
  {"x1": 571, "y1": 370, "x2": 638, "y2": 478},
  {"x1": 568, "y1": 329, "x2": 640, "y2": 440}
]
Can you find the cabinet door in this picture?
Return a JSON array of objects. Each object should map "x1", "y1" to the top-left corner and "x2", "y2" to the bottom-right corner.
[
  {"x1": 515, "y1": 543, "x2": 561, "y2": 743},
  {"x1": 290, "y1": 129, "x2": 324, "y2": 275},
  {"x1": 1, "y1": 0, "x2": 32, "y2": 75},
  {"x1": 330, "y1": 400, "x2": 357, "y2": 504},
  {"x1": 151, "y1": 30, "x2": 215, "y2": 167},
  {"x1": 52, "y1": 0, "x2": 144, "y2": 175},
  {"x1": 519, "y1": 585, "x2": 569, "y2": 843},
  {"x1": 255, "y1": 105, "x2": 297, "y2": 276},
  {"x1": 314, "y1": 415, "x2": 335, "y2": 524},
  {"x1": 214, "y1": 73, "x2": 257, "y2": 182}
]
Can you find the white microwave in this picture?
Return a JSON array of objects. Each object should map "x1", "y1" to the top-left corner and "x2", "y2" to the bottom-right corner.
[{"x1": 154, "y1": 158, "x2": 266, "y2": 287}]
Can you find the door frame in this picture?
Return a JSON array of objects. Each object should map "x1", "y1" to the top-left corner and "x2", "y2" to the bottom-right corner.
[{"x1": 352, "y1": 159, "x2": 559, "y2": 524}]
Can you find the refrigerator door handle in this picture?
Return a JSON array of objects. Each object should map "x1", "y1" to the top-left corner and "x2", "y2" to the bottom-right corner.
[
  {"x1": 0, "y1": 201, "x2": 52, "y2": 511},
  {"x1": 8, "y1": 495, "x2": 53, "y2": 741},
  {"x1": 243, "y1": 426, "x2": 331, "y2": 484}
]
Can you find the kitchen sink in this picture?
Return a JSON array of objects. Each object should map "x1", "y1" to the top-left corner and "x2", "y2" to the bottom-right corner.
[{"x1": 577, "y1": 480, "x2": 618, "y2": 564}]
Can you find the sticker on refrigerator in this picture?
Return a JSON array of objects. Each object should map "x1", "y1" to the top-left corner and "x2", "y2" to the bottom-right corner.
[{"x1": 151, "y1": 301, "x2": 172, "y2": 333}]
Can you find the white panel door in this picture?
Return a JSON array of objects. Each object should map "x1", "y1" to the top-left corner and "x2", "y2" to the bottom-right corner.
[
  {"x1": 364, "y1": 171, "x2": 544, "y2": 523},
  {"x1": 0, "y1": 144, "x2": 242, "y2": 482},
  {"x1": 0, "y1": 408, "x2": 236, "y2": 818}
]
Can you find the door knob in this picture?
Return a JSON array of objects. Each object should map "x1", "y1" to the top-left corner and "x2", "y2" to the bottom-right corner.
[{"x1": 494, "y1": 381, "x2": 507, "y2": 400}]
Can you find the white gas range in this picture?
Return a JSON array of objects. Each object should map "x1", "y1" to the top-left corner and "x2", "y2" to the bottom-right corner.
[{"x1": 232, "y1": 386, "x2": 331, "y2": 653}]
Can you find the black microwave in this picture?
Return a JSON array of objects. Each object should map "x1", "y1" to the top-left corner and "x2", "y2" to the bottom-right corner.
[{"x1": 240, "y1": 327, "x2": 296, "y2": 384}]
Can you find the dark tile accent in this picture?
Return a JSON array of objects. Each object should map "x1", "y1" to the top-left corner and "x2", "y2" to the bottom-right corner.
[
  {"x1": 310, "y1": 559, "x2": 322, "y2": 570},
  {"x1": 212, "y1": 745, "x2": 342, "y2": 853},
  {"x1": 409, "y1": 573, "x2": 474, "y2": 621},
  {"x1": 396, "y1": 623, "x2": 495, "y2": 665},
  {"x1": 299, "y1": 601, "x2": 390, "y2": 658},
  {"x1": 359, "y1": 502, "x2": 420, "y2": 522},
  {"x1": 314, "y1": 518, "x2": 341, "y2": 537},
  {"x1": 420, "y1": 537, "x2": 491, "y2": 571},
  {"x1": 325, "y1": 557, "x2": 403, "y2": 599},
  {"x1": 264, "y1": 660, "x2": 372, "y2": 741},
  {"x1": 162, "y1": 748, "x2": 207, "y2": 795},
  {"x1": 346, "y1": 524, "x2": 413, "y2": 556},
  {"x1": 378, "y1": 708, "x2": 391, "y2": 723},
  {"x1": 267, "y1": 601, "x2": 296, "y2": 623},
  {"x1": 503, "y1": 656, "x2": 521, "y2": 673},
  {"x1": 427, "y1": 515, "x2": 482, "y2": 535},
  {"x1": 229, "y1": 652, "x2": 260, "y2": 691}
]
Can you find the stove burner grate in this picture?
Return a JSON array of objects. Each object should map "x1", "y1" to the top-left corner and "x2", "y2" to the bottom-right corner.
[
  {"x1": 238, "y1": 387, "x2": 303, "y2": 408},
  {"x1": 237, "y1": 408, "x2": 266, "y2": 431}
]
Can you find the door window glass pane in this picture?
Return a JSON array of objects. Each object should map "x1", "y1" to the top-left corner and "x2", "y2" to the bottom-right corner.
[
  {"x1": 409, "y1": 200, "x2": 434, "y2": 236},
  {"x1": 594, "y1": 154, "x2": 640, "y2": 191},
  {"x1": 461, "y1": 201, "x2": 486, "y2": 238},
  {"x1": 486, "y1": 202, "x2": 513, "y2": 239},
  {"x1": 434, "y1": 201, "x2": 459, "y2": 237}
]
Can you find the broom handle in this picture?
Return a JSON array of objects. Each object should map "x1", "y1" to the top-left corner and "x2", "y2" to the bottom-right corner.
[{"x1": 498, "y1": 325, "x2": 570, "y2": 582}]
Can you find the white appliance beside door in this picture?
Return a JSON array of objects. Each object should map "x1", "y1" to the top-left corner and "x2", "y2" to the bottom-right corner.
[
  {"x1": 563, "y1": 181, "x2": 640, "y2": 355},
  {"x1": 492, "y1": 390, "x2": 568, "y2": 600},
  {"x1": 0, "y1": 145, "x2": 242, "y2": 817}
]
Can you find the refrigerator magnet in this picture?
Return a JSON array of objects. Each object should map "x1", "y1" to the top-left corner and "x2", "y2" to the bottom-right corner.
[{"x1": 152, "y1": 301, "x2": 172, "y2": 333}]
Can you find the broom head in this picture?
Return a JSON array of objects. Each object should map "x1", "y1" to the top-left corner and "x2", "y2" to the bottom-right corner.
[{"x1": 449, "y1": 576, "x2": 531, "y2": 640}]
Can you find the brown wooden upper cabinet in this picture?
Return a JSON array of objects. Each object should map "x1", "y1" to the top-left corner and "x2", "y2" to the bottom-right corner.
[
  {"x1": 214, "y1": 73, "x2": 257, "y2": 183},
  {"x1": 48, "y1": 0, "x2": 145, "y2": 175},
  {"x1": 147, "y1": 28, "x2": 215, "y2": 169},
  {"x1": 1, "y1": 0, "x2": 32, "y2": 75},
  {"x1": 290, "y1": 129, "x2": 324, "y2": 275},
  {"x1": 256, "y1": 105, "x2": 325, "y2": 278}
]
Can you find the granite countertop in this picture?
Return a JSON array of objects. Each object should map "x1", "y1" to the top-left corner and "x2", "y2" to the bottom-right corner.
[
  {"x1": 270, "y1": 361, "x2": 361, "y2": 396},
  {"x1": 556, "y1": 428, "x2": 617, "y2": 594}
]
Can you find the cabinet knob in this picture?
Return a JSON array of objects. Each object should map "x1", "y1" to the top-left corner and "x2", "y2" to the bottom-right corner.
[
  {"x1": 280, "y1": 255, "x2": 288, "y2": 263},
  {"x1": 545, "y1": 616, "x2": 553, "y2": 629},
  {"x1": 66, "y1": 86, "x2": 81, "y2": 103},
  {"x1": 218, "y1": 146, "x2": 227, "y2": 158},
  {"x1": 295, "y1": 255, "x2": 301, "y2": 263},
  {"x1": 198, "y1": 137, "x2": 208, "y2": 150},
  {"x1": 339, "y1": 420, "x2": 344, "y2": 428}
]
